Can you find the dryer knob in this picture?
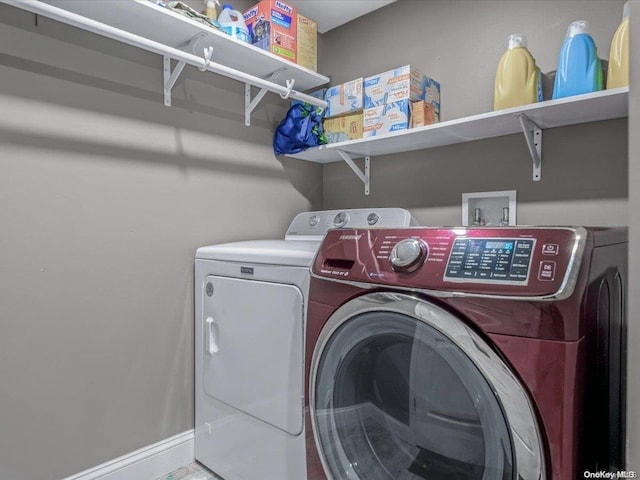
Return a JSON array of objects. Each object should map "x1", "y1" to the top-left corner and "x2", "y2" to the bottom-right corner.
[
  {"x1": 390, "y1": 239, "x2": 428, "y2": 273},
  {"x1": 308, "y1": 215, "x2": 320, "y2": 227},
  {"x1": 333, "y1": 211, "x2": 349, "y2": 228}
]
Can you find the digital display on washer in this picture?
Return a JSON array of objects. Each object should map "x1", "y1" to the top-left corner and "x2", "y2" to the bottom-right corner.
[
  {"x1": 445, "y1": 238, "x2": 535, "y2": 282},
  {"x1": 484, "y1": 240, "x2": 514, "y2": 250}
]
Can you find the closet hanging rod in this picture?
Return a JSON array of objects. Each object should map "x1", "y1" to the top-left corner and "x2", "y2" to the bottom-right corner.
[{"x1": 2, "y1": 0, "x2": 328, "y2": 109}]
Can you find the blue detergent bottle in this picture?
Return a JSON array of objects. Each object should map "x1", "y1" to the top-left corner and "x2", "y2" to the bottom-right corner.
[{"x1": 553, "y1": 20, "x2": 603, "y2": 99}]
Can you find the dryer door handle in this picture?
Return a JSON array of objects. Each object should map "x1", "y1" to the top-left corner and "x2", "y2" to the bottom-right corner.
[{"x1": 206, "y1": 316, "x2": 219, "y2": 355}]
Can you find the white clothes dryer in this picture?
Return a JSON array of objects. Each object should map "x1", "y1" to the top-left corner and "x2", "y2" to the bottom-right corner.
[{"x1": 194, "y1": 209, "x2": 414, "y2": 480}]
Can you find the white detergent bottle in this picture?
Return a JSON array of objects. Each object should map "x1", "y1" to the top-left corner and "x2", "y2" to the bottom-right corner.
[{"x1": 218, "y1": 4, "x2": 250, "y2": 43}]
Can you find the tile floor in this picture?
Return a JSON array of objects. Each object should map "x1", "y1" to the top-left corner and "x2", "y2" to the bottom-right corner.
[{"x1": 156, "y1": 462, "x2": 220, "y2": 480}]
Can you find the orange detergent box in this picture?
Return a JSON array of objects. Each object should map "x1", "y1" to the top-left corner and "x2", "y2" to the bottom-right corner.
[{"x1": 243, "y1": 0, "x2": 297, "y2": 63}]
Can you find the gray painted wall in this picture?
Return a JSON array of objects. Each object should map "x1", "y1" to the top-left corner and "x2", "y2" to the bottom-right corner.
[
  {"x1": 0, "y1": 2, "x2": 321, "y2": 479},
  {"x1": 0, "y1": 0, "x2": 634, "y2": 478},
  {"x1": 626, "y1": 0, "x2": 638, "y2": 470},
  {"x1": 320, "y1": 0, "x2": 628, "y2": 227}
]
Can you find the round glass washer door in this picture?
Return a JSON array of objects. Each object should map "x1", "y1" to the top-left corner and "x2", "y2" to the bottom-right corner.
[{"x1": 310, "y1": 292, "x2": 545, "y2": 480}]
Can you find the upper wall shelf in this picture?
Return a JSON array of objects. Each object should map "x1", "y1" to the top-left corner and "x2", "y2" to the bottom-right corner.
[
  {"x1": 288, "y1": 87, "x2": 628, "y2": 163},
  {"x1": 286, "y1": 87, "x2": 628, "y2": 194},
  {"x1": 4, "y1": 0, "x2": 329, "y2": 124},
  {"x1": 39, "y1": 0, "x2": 329, "y2": 92}
]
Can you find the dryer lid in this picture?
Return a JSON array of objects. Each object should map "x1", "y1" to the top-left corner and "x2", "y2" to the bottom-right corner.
[{"x1": 195, "y1": 239, "x2": 319, "y2": 266}]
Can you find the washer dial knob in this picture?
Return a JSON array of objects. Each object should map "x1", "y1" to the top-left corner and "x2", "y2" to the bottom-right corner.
[
  {"x1": 333, "y1": 211, "x2": 349, "y2": 228},
  {"x1": 390, "y1": 239, "x2": 428, "y2": 272},
  {"x1": 308, "y1": 215, "x2": 320, "y2": 227},
  {"x1": 367, "y1": 213, "x2": 380, "y2": 226}
]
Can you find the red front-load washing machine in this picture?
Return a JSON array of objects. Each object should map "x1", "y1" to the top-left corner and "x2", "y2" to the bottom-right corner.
[{"x1": 305, "y1": 227, "x2": 626, "y2": 480}]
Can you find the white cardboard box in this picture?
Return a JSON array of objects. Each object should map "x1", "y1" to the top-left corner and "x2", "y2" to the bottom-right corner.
[
  {"x1": 363, "y1": 100, "x2": 410, "y2": 138},
  {"x1": 325, "y1": 78, "x2": 363, "y2": 118},
  {"x1": 364, "y1": 65, "x2": 439, "y2": 108}
]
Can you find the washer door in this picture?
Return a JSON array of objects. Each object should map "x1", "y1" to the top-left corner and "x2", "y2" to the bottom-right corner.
[{"x1": 310, "y1": 293, "x2": 545, "y2": 480}]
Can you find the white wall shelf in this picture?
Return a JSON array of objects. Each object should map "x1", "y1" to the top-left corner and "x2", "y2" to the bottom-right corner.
[
  {"x1": 287, "y1": 87, "x2": 629, "y2": 193},
  {"x1": 4, "y1": 0, "x2": 329, "y2": 124}
]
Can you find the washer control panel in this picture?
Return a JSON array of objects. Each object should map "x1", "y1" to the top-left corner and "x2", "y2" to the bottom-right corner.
[
  {"x1": 313, "y1": 227, "x2": 586, "y2": 297},
  {"x1": 444, "y1": 238, "x2": 535, "y2": 284}
]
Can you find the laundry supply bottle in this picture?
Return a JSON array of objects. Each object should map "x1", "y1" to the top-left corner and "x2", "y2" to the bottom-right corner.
[
  {"x1": 494, "y1": 34, "x2": 542, "y2": 111},
  {"x1": 552, "y1": 20, "x2": 603, "y2": 99},
  {"x1": 607, "y1": 1, "x2": 630, "y2": 89},
  {"x1": 203, "y1": 0, "x2": 219, "y2": 21},
  {"x1": 218, "y1": 4, "x2": 250, "y2": 43}
]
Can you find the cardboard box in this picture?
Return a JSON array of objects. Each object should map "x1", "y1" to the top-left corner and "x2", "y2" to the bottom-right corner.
[
  {"x1": 244, "y1": 0, "x2": 297, "y2": 63},
  {"x1": 363, "y1": 100, "x2": 410, "y2": 138},
  {"x1": 364, "y1": 65, "x2": 439, "y2": 108},
  {"x1": 325, "y1": 78, "x2": 363, "y2": 118},
  {"x1": 422, "y1": 77, "x2": 441, "y2": 119},
  {"x1": 297, "y1": 14, "x2": 317, "y2": 71},
  {"x1": 410, "y1": 99, "x2": 439, "y2": 127},
  {"x1": 323, "y1": 112, "x2": 363, "y2": 143}
]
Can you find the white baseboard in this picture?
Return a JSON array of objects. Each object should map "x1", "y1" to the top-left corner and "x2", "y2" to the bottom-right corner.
[{"x1": 62, "y1": 430, "x2": 195, "y2": 480}]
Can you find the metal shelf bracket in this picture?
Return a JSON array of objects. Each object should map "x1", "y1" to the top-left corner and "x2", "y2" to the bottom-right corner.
[
  {"x1": 517, "y1": 113, "x2": 543, "y2": 181},
  {"x1": 245, "y1": 68, "x2": 287, "y2": 126},
  {"x1": 337, "y1": 150, "x2": 370, "y2": 195},
  {"x1": 163, "y1": 56, "x2": 185, "y2": 106},
  {"x1": 163, "y1": 34, "x2": 206, "y2": 106}
]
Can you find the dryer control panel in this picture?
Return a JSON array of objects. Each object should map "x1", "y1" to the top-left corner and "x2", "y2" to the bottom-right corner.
[
  {"x1": 312, "y1": 227, "x2": 587, "y2": 297},
  {"x1": 284, "y1": 208, "x2": 414, "y2": 239}
]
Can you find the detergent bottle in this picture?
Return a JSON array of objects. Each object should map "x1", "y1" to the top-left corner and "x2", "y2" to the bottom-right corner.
[
  {"x1": 552, "y1": 20, "x2": 603, "y2": 99},
  {"x1": 494, "y1": 34, "x2": 542, "y2": 111},
  {"x1": 203, "y1": 0, "x2": 219, "y2": 21},
  {"x1": 218, "y1": 4, "x2": 250, "y2": 43},
  {"x1": 607, "y1": 1, "x2": 630, "y2": 89}
]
